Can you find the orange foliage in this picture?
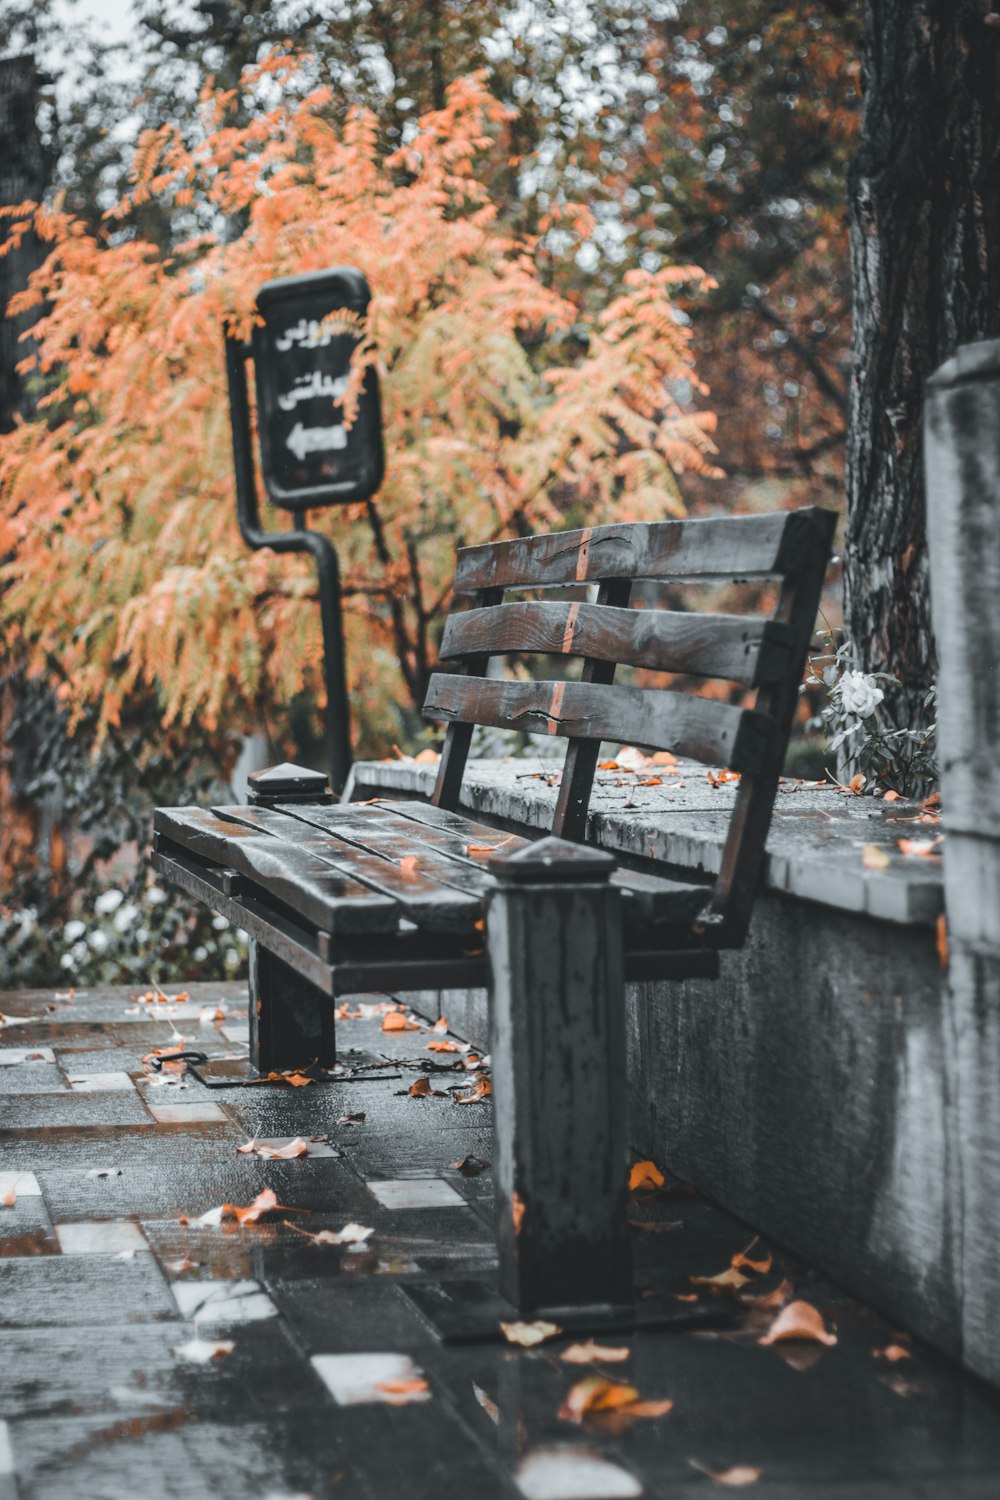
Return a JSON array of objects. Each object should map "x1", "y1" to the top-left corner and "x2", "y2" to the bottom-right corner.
[{"x1": 0, "y1": 59, "x2": 718, "y2": 756}]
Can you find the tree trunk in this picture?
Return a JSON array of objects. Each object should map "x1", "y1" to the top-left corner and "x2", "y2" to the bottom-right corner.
[
  {"x1": 0, "y1": 55, "x2": 46, "y2": 431},
  {"x1": 845, "y1": 0, "x2": 1000, "y2": 730}
]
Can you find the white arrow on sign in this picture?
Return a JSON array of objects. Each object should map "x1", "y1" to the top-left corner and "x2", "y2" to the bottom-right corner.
[{"x1": 286, "y1": 422, "x2": 348, "y2": 462}]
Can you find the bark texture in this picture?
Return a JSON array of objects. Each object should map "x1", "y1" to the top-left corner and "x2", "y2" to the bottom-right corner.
[
  {"x1": 846, "y1": 0, "x2": 1000, "y2": 729},
  {"x1": 0, "y1": 55, "x2": 46, "y2": 431}
]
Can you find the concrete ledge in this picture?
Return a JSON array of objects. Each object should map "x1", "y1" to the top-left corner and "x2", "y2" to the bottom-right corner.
[{"x1": 349, "y1": 757, "x2": 980, "y2": 1382}]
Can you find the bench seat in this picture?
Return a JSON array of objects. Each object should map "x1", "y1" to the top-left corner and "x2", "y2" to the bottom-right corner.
[{"x1": 154, "y1": 797, "x2": 720, "y2": 1013}]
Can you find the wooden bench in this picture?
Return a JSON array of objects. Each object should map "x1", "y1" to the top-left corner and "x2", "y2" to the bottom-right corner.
[{"x1": 154, "y1": 506, "x2": 834, "y2": 1318}]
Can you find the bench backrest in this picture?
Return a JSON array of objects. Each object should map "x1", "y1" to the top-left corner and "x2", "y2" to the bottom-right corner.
[{"x1": 423, "y1": 507, "x2": 836, "y2": 945}]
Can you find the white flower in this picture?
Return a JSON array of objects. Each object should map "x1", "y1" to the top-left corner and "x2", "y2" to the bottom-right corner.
[
  {"x1": 113, "y1": 903, "x2": 140, "y2": 933},
  {"x1": 71, "y1": 940, "x2": 89, "y2": 962},
  {"x1": 146, "y1": 887, "x2": 168, "y2": 905},
  {"x1": 211, "y1": 915, "x2": 229, "y2": 931},
  {"x1": 95, "y1": 889, "x2": 124, "y2": 916},
  {"x1": 60, "y1": 953, "x2": 77, "y2": 970},
  {"x1": 837, "y1": 670, "x2": 884, "y2": 721},
  {"x1": 193, "y1": 945, "x2": 208, "y2": 962},
  {"x1": 64, "y1": 920, "x2": 86, "y2": 943},
  {"x1": 88, "y1": 929, "x2": 110, "y2": 954}
]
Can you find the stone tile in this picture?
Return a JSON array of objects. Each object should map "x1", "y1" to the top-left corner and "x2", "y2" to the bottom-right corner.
[
  {"x1": 367, "y1": 1177, "x2": 467, "y2": 1210},
  {"x1": 0, "y1": 1047, "x2": 55, "y2": 1064},
  {"x1": 0, "y1": 1090, "x2": 153, "y2": 1130},
  {"x1": 0, "y1": 1171, "x2": 42, "y2": 1198},
  {"x1": 55, "y1": 1220, "x2": 150, "y2": 1256},
  {"x1": 0, "y1": 1250, "x2": 174, "y2": 1328},
  {"x1": 147, "y1": 1099, "x2": 229, "y2": 1124},
  {"x1": 66, "y1": 1071, "x2": 137, "y2": 1092},
  {"x1": 311, "y1": 1350, "x2": 430, "y2": 1405},
  {"x1": 516, "y1": 1448, "x2": 643, "y2": 1499},
  {"x1": 172, "y1": 1279, "x2": 278, "y2": 1326},
  {"x1": 0, "y1": 1061, "x2": 67, "y2": 1094}
]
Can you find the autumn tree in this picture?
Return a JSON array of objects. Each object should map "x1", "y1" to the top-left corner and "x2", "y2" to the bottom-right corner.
[
  {"x1": 0, "y1": 62, "x2": 718, "y2": 770},
  {"x1": 845, "y1": 0, "x2": 1000, "y2": 732}
]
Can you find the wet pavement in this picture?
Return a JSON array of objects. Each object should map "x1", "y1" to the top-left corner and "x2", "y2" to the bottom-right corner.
[{"x1": 2, "y1": 982, "x2": 1000, "y2": 1499}]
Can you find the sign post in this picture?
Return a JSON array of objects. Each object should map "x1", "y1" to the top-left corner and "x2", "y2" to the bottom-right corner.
[{"x1": 225, "y1": 267, "x2": 384, "y2": 796}]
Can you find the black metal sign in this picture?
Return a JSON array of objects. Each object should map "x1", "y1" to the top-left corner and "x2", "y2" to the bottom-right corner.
[{"x1": 252, "y1": 266, "x2": 384, "y2": 510}]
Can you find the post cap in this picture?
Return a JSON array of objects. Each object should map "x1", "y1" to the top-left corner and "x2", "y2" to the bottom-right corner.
[
  {"x1": 927, "y1": 339, "x2": 1000, "y2": 391},
  {"x1": 488, "y1": 835, "x2": 617, "y2": 884},
  {"x1": 247, "y1": 762, "x2": 329, "y2": 801}
]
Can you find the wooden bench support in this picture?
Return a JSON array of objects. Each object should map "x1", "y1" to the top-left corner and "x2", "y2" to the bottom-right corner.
[
  {"x1": 246, "y1": 760, "x2": 337, "y2": 1074},
  {"x1": 487, "y1": 837, "x2": 632, "y2": 1312}
]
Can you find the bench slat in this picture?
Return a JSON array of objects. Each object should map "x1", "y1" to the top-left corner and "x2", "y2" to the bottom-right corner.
[
  {"x1": 383, "y1": 799, "x2": 712, "y2": 926},
  {"x1": 440, "y1": 601, "x2": 796, "y2": 687},
  {"x1": 453, "y1": 510, "x2": 825, "y2": 593},
  {"x1": 273, "y1": 802, "x2": 499, "y2": 900},
  {"x1": 213, "y1": 803, "x2": 483, "y2": 932},
  {"x1": 423, "y1": 676, "x2": 772, "y2": 774},
  {"x1": 154, "y1": 808, "x2": 400, "y2": 936}
]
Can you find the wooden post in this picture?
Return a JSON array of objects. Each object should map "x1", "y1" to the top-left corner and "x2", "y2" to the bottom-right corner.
[
  {"x1": 246, "y1": 763, "x2": 335, "y2": 1073},
  {"x1": 486, "y1": 837, "x2": 632, "y2": 1312},
  {"x1": 925, "y1": 339, "x2": 1000, "y2": 1387}
]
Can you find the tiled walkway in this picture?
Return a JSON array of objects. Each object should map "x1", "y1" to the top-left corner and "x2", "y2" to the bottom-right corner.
[{"x1": 2, "y1": 982, "x2": 1000, "y2": 1499}]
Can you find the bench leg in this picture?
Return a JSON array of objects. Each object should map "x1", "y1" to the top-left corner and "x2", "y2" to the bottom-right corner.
[
  {"x1": 486, "y1": 838, "x2": 632, "y2": 1312},
  {"x1": 248, "y1": 940, "x2": 335, "y2": 1073}
]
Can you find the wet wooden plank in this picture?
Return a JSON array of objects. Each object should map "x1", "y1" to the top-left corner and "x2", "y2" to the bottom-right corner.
[
  {"x1": 154, "y1": 808, "x2": 400, "y2": 936},
  {"x1": 422, "y1": 676, "x2": 773, "y2": 775},
  {"x1": 440, "y1": 601, "x2": 796, "y2": 687},
  {"x1": 269, "y1": 802, "x2": 497, "y2": 900},
  {"x1": 371, "y1": 801, "x2": 712, "y2": 928},
  {"x1": 211, "y1": 803, "x2": 482, "y2": 933},
  {"x1": 453, "y1": 509, "x2": 828, "y2": 593}
]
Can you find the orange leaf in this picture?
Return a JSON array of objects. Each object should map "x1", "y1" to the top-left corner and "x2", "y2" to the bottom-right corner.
[
  {"x1": 688, "y1": 1460, "x2": 763, "y2": 1487},
  {"x1": 873, "y1": 1344, "x2": 912, "y2": 1363},
  {"x1": 559, "y1": 1377, "x2": 640, "y2": 1420},
  {"x1": 266, "y1": 1070, "x2": 315, "y2": 1088},
  {"x1": 628, "y1": 1160, "x2": 665, "y2": 1192},
  {"x1": 758, "y1": 1299, "x2": 837, "y2": 1347},
  {"x1": 500, "y1": 1319, "x2": 561, "y2": 1347},
  {"x1": 431, "y1": 1016, "x2": 448, "y2": 1033},
  {"x1": 936, "y1": 913, "x2": 949, "y2": 970},
  {"x1": 598, "y1": 760, "x2": 620, "y2": 770},
  {"x1": 561, "y1": 1342, "x2": 630, "y2": 1364},
  {"x1": 408, "y1": 1077, "x2": 433, "y2": 1097},
  {"x1": 466, "y1": 835, "x2": 516, "y2": 856},
  {"x1": 897, "y1": 837, "x2": 943, "y2": 857},
  {"x1": 511, "y1": 1191, "x2": 525, "y2": 1235},
  {"x1": 427, "y1": 1039, "x2": 463, "y2": 1053},
  {"x1": 741, "y1": 1278, "x2": 793, "y2": 1310},
  {"x1": 732, "y1": 1248, "x2": 773, "y2": 1275},
  {"x1": 376, "y1": 1376, "x2": 431, "y2": 1402},
  {"x1": 1, "y1": 1188, "x2": 15, "y2": 1207},
  {"x1": 691, "y1": 1266, "x2": 751, "y2": 1292},
  {"x1": 399, "y1": 855, "x2": 420, "y2": 875},
  {"x1": 455, "y1": 1076, "x2": 492, "y2": 1103},
  {"x1": 849, "y1": 774, "x2": 865, "y2": 794},
  {"x1": 382, "y1": 1011, "x2": 419, "y2": 1032},
  {"x1": 862, "y1": 844, "x2": 891, "y2": 870},
  {"x1": 883, "y1": 790, "x2": 902, "y2": 802},
  {"x1": 231, "y1": 1187, "x2": 280, "y2": 1224}
]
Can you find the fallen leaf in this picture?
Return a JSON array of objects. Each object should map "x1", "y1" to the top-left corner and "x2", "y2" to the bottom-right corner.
[
  {"x1": 232, "y1": 1188, "x2": 281, "y2": 1224},
  {"x1": 338, "y1": 1112, "x2": 366, "y2": 1127},
  {"x1": 637, "y1": 776, "x2": 663, "y2": 787},
  {"x1": 265, "y1": 1069, "x2": 316, "y2": 1087},
  {"x1": 883, "y1": 790, "x2": 902, "y2": 802},
  {"x1": 874, "y1": 1344, "x2": 912, "y2": 1363},
  {"x1": 382, "y1": 1011, "x2": 419, "y2": 1032},
  {"x1": 431, "y1": 1016, "x2": 449, "y2": 1032},
  {"x1": 285, "y1": 1219, "x2": 373, "y2": 1247},
  {"x1": 690, "y1": 1266, "x2": 751, "y2": 1292},
  {"x1": 598, "y1": 760, "x2": 620, "y2": 770},
  {"x1": 467, "y1": 836, "x2": 516, "y2": 856},
  {"x1": 740, "y1": 1278, "x2": 794, "y2": 1310},
  {"x1": 450, "y1": 1154, "x2": 489, "y2": 1176},
  {"x1": 455, "y1": 1076, "x2": 492, "y2": 1103},
  {"x1": 413, "y1": 748, "x2": 440, "y2": 764},
  {"x1": 472, "y1": 1381, "x2": 500, "y2": 1424},
  {"x1": 1, "y1": 1189, "x2": 15, "y2": 1207},
  {"x1": 897, "y1": 837, "x2": 943, "y2": 857},
  {"x1": 924, "y1": 791, "x2": 941, "y2": 809},
  {"x1": 399, "y1": 855, "x2": 420, "y2": 875},
  {"x1": 408, "y1": 1078, "x2": 433, "y2": 1097},
  {"x1": 511, "y1": 1191, "x2": 525, "y2": 1234},
  {"x1": 336, "y1": 1003, "x2": 363, "y2": 1019},
  {"x1": 559, "y1": 1377, "x2": 672, "y2": 1424},
  {"x1": 673, "y1": 1292, "x2": 700, "y2": 1303},
  {"x1": 628, "y1": 1160, "x2": 665, "y2": 1192},
  {"x1": 427, "y1": 1039, "x2": 464, "y2": 1053},
  {"x1": 849, "y1": 774, "x2": 865, "y2": 794},
  {"x1": 731, "y1": 1244, "x2": 772, "y2": 1275},
  {"x1": 501, "y1": 1319, "x2": 561, "y2": 1347},
  {"x1": 238, "y1": 1137, "x2": 311, "y2": 1160},
  {"x1": 172, "y1": 1338, "x2": 234, "y2": 1365},
  {"x1": 198, "y1": 1006, "x2": 227, "y2": 1025},
  {"x1": 862, "y1": 844, "x2": 891, "y2": 870},
  {"x1": 688, "y1": 1459, "x2": 762, "y2": 1488},
  {"x1": 376, "y1": 1377, "x2": 431, "y2": 1404},
  {"x1": 937, "y1": 913, "x2": 949, "y2": 970},
  {"x1": 561, "y1": 1342, "x2": 630, "y2": 1364},
  {"x1": 758, "y1": 1299, "x2": 837, "y2": 1347}
]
